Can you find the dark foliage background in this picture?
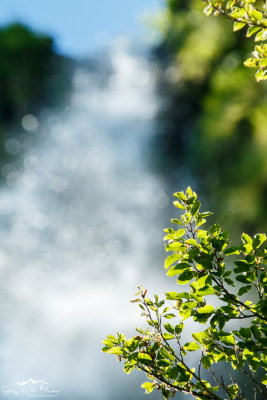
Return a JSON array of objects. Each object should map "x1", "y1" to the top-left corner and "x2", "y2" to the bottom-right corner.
[{"x1": 151, "y1": 0, "x2": 267, "y2": 236}]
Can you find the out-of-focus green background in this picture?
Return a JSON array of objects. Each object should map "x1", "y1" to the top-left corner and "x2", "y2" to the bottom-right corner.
[{"x1": 151, "y1": 0, "x2": 267, "y2": 237}]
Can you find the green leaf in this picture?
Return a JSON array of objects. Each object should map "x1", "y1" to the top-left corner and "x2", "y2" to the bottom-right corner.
[
  {"x1": 202, "y1": 355, "x2": 212, "y2": 369},
  {"x1": 175, "y1": 323, "x2": 184, "y2": 335},
  {"x1": 236, "y1": 274, "x2": 250, "y2": 283},
  {"x1": 173, "y1": 201, "x2": 185, "y2": 210},
  {"x1": 124, "y1": 364, "x2": 136, "y2": 374},
  {"x1": 191, "y1": 200, "x2": 201, "y2": 216},
  {"x1": 141, "y1": 382, "x2": 156, "y2": 394},
  {"x1": 138, "y1": 352, "x2": 153, "y2": 364},
  {"x1": 177, "y1": 270, "x2": 194, "y2": 284},
  {"x1": 192, "y1": 331, "x2": 206, "y2": 344},
  {"x1": 171, "y1": 218, "x2": 183, "y2": 225},
  {"x1": 233, "y1": 21, "x2": 246, "y2": 31},
  {"x1": 198, "y1": 286, "x2": 215, "y2": 295},
  {"x1": 124, "y1": 338, "x2": 139, "y2": 352},
  {"x1": 250, "y1": 325, "x2": 261, "y2": 340},
  {"x1": 239, "y1": 327, "x2": 251, "y2": 340},
  {"x1": 163, "y1": 313, "x2": 176, "y2": 319},
  {"x1": 157, "y1": 359, "x2": 172, "y2": 367},
  {"x1": 164, "y1": 323, "x2": 174, "y2": 333},
  {"x1": 174, "y1": 191, "x2": 187, "y2": 201},
  {"x1": 199, "y1": 212, "x2": 213, "y2": 217},
  {"x1": 174, "y1": 229, "x2": 186, "y2": 239},
  {"x1": 256, "y1": 68, "x2": 267, "y2": 82},
  {"x1": 219, "y1": 334, "x2": 235, "y2": 345},
  {"x1": 253, "y1": 233, "x2": 266, "y2": 249},
  {"x1": 238, "y1": 285, "x2": 252, "y2": 295},
  {"x1": 203, "y1": 5, "x2": 213, "y2": 16},
  {"x1": 259, "y1": 58, "x2": 267, "y2": 68},
  {"x1": 224, "y1": 246, "x2": 240, "y2": 255},
  {"x1": 185, "y1": 238, "x2": 198, "y2": 246},
  {"x1": 234, "y1": 260, "x2": 249, "y2": 273},
  {"x1": 160, "y1": 347, "x2": 175, "y2": 361},
  {"x1": 168, "y1": 242, "x2": 186, "y2": 251},
  {"x1": 182, "y1": 309, "x2": 192, "y2": 321},
  {"x1": 224, "y1": 278, "x2": 235, "y2": 286},
  {"x1": 247, "y1": 25, "x2": 261, "y2": 37},
  {"x1": 166, "y1": 292, "x2": 189, "y2": 300},
  {"x1": 166, "y1": 365, "x2": 179, "y2": 380},
  {"x1": 186, "y1": 187, "x2": 193, "y2": 196},
  {"x1": 198, "y1": 305, "x2": 215, "y2": 314},
  {"x1": 102, "y1": 339, "x2": 115, "y2": 347},
  {"x1": 165, "y1": 253, "x2": 182, "y2": 270},
  {"x1": 163, "y1": 333, "x2": 175, "y2": 340},
  {"x1": 210, "y1": 223, "x2": 221, "y2": 236},
  {"x1": 183, "y1": 341, "x2": 200, "y2": 351},
  {"x1": 244, "y1": 57, "x2": 260, "y2": 68},
  {"x1": 165, "y1": 291, "x2": 185, "y2": 300},
  {"x1": 241, "y1": 233, "x2": 252, "y2": 244},
  {"x1": 228, "y1": 384, "x2": 239, "y2": 398},
  {"x1": 181, "y1": 300, "x2": 197, "y2": 309},
  {"x1": 196, "y1": 275, "x2": 209, "y2": 289},
  {"x1": 241, "y1": 243, "x2": 253, "y2": 255},
  {"x1": 251, "y1": 8, "x2": 262, "y2": 21},
  {"x1": 167, "y1": 263, "x2": 190, "y2": 277},
  {"x1": 229, "y1": 7, "x2": 245, "y2": 19},
  {"x1": 107, "y1": 347, "x2": 124, "y2": 355},
  {"x1": 162, "y1": 387, "x2": 171, "y2": 400}
]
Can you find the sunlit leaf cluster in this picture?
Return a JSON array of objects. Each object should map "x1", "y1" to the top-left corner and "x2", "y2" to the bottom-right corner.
[
  {"x1": 202, "y1": 0, "x2": 267, "y2": 80},
  {"x1": 103, "y1": 188, "x2": 267, "y2": 400}
]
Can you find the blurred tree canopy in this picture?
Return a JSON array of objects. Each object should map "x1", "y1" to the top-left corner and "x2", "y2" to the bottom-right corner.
[
  {"x1": 152, "y1": 0, "x2": 267, "y2": 236},
  {"x1": 0, "y1": 23, "x2": 71, "y2": 174},
  {"x1": 0, "y1": 23, "x2": 71, "y2": 125},
  {"x1": 0, "y1": 23, "x2": 52, "y2": 124}
]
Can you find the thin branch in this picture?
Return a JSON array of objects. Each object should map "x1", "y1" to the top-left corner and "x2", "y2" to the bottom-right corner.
[
  {"x1": 141, "y1": 295, "x2": 223, "y2": 400},
  {"x1": 211, "y1": 274, "x2": 267, "y2": 321},
  {"x1": 137, "y1": 363, "x2": 222, "y2": 400}
]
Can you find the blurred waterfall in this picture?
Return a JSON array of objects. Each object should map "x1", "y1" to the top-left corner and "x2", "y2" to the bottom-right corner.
[{"x1": 0, "y1": 39, "x2": 172, "y2": 400}]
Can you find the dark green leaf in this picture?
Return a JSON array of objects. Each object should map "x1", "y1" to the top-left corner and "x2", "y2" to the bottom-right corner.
[
  {"x1": 175, "y1": 323, "x2": 184, "y2": 335},
  {"x1": 253, "y1": 233, "x2": 266, "y2": 249},
  {"x1": 236, "y1": 274, "x2": 250, "y2": 283},
  {"x1": 138, "y1": 352, "x2": 153, "y2": 364},
  {"x1": 202, "y1": 355, "x2": 212, "y2": 369},
  {"x1": 224, "y1": 247, "x2": 240, "y2": 255},
  {"x1": 167, "y1": 263, "x2": 190, "y2": 277},
  {"x1": 164, "y1": 323, "x2": 174, "y2": 334},
  {"x1": 224, "y1": 278, "x2": 235, "y2": 286},
  {"x1": 250, "y1": 325, "x2": 261, "y2": 341},
  {"x1": 191, "y1": 201, "x2": 201, "y2": 216},
  {"x1": 177, "y1": 270, "x2": 194, "y2": 284},
  {"x1": 238, "y1": 285, "x2": 252, "y2": 296}
]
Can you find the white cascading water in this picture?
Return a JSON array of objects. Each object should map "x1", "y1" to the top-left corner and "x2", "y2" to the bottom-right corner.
[{"x1": 0, "y1": 39, "x2": 173, "y2": 400}]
